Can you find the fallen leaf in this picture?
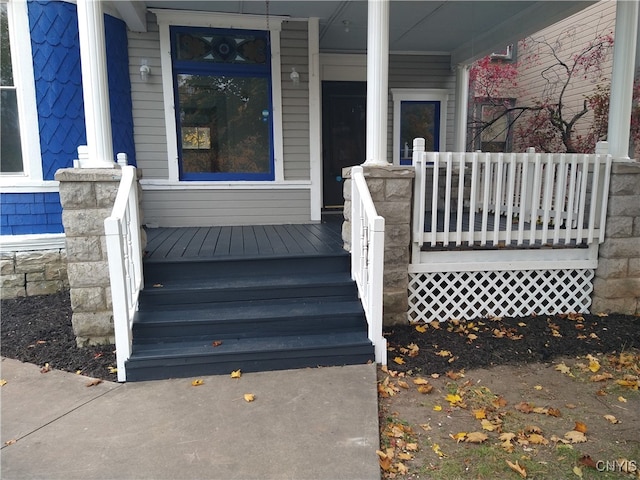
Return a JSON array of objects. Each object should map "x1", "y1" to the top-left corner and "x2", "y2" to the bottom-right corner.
[
  {"x1": 0, "y1": 379, "x2": 7, "y2": 387},
  {"x1": 565, "y1": 403, "x2": 577, "y2": 409},
  {"x1": 573, "y1": 465, "x2": 583, "y2": 478},
  {"x1": 40, "y1": 363, "x2": 51, "y2": 373},
  {"x1": 506, "y1": 460, "x2": 527, "y2": 478},
  {"x1": 397, "y1": 452, "x2": 413, "y2": 461},
  {"x1": 377, "y1": 451, "x2": 392, "y2": 471},
  {"x1": 93, "y1": 352, "x2": 103, "y2": 359},
  {"x1": 518, "y1": 322, "x2": 527, "y2": 327},
  {"x1": 405, "y1": 442, "x2": 419, "y2": 451},
  {"x1": 430, "y1": 320, "x2": 440, "y2": 329},
  {"x1": 446, "y1": 370, "x2": 464, "y2": 380},
  {"x1": 590, "y1": 373, "x2": 613, "y2": 382},
  {"x1": 587, "y1": 354, "x2": 601, "y2": 373},
  {"x1": 616, "y1": 379, "x2": 639, "y2": 389},
  {"x1": 231, "y1": 369, "x2": 242, "y2": 379},
  {"x1": 564, "y1": 430, "x2": 587, "y2": 443},
  {"x1": 431, "y1": 373, "x2": 440, "y2": 379},
  {"x1": 75, "y1": 370, "x2": 83, "y2": 375},
  {"x1": 395, "y1": 462, "x2": 408, "y2": 475},
  {"x1": 243, "y1": 393, "x2": 255, "y2": 402},
  {"x1": 596, "y1": 389, "x2": 608, "y2": 396},
  {"x1": 574, "y1": 421, "x2": 587, "y2": 433},
  {"x1": 415, "y1": 324, "x2": 427, "y2": 333},
  {"x1": 419, "y1": 423, "x2": 432, "y2": 431},
  {"x1": 451, "y1": 432, "x2": 467, "y2": 443},
  {"x1": 417, "y1": 384, "x2": 433, "y2": 394},
  {"x1": 152, "y1": 283, "x2": 163, "y2": 288},
  {"x1": 555, "y1": 363, "x2": 574, "y2": 376},
  {"x1": 436, "y1": 350, "x2": 452, "y2": 357},
  {"x1": 547, "y1": 407, "x2": 562, "y2": 418},
  {"x1": 525, "y1": 425, "x2": 542, "y2": 434},
  {"x1": 603, "y1": 414, "x2": 620, "y2": 424},
  {"x1": 108, "y1": 366, "x2": 118, "y2": 374},
  {"x1": 445, "y1": 393, "x2": 463, "y2": 406},
  {"x1": 413, "y1": 377, "x2": 430, "y2": 385},
  {"x1": 515, "y1": 401, "x2": 534, "y2": 413},
  {"x1": 528, "y1": 433, "x2": 549, "y2": 445},
  {"x1": 501, "y1": 440, "x2": 515, "y2": 452},
  {"x1": 393, "y1": 356, "x2": 405, "y2": 365},
  {"x1": 467, "y1": 333, "x2": 478, "y2": 341},
  {"x1": 465, "y1": 431, "x2": 488, "y2": 443},
  {"x1": 4, "y1": 439, "x2": 16, "y2": 446},
  {"x1": 534, "y1": 385, "x2": 543, "y2": 390},
  {"x1": 407, "y1": 343, "x2": 420, "y2": 357},
  {"x1": 473, "y1": 408, "x2": 487, "y2": 420},
  {"x1": 431, "y1": 443, "x2": 446, "y2": 457},
  {"x1": 578, "y1": 455, "x2": 597, "y2": 469},
  {"x1": 397, "y1": 380, "x2": 410, "y2": 389},
  {"x1": 433, "y1": 405, "x2": 442, "y2": 411},
  {"x1": 492, "y1": 396, "x2": 508, "y2": 408},
  {"x1": 191, "y1": 379, "x2": 204, "y2": 386},
  {"x1": 86, "y1": 379, "x2": 103, "y2": 387},
  {"x1": 212, "y1": 340, "x2": 223, "y2": 347},
  {"x1": 618, "y1": 396, "x2": 627, "y2": 403},
  {"x1": 481, "y1": 419, "x2": 496, "y2": 432}
]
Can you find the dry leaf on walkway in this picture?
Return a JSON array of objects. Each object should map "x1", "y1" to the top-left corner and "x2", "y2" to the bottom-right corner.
[
  {"x1": 618, "y1": 395, "x2": 627, "y2": 402},
  {"x1": 4, "y1": 439, "x2": 16, "y2": 446},
  {"x1": 574, "y1": 421, "x2": 587, "y2": 433},
  {"x1": 603, "y1": 414, "x2": 620, "y2": 424},
  {"x1": 40, "y1": 363, "x2": 51, "y2": 373},
  {"x1": 587, "y1": 354, "x2": 601, "y2": 373},
  {"x1": 515, "y1": 401, "x2": 533, "y2": 413},
  {"x1": 231, "y1": 369, "x2": 242, "y2": 378},
  {"x1": 555, "y1": 362, "x2": 573, "y2": 376},
  {"x1": 191, "y1": 379, "x2": 204, "y2": 386},
  {"x1": 108, "y1": 366, "x2": 118, "y2": 374},
  {"x1": 564, "y1": 430, "x2": 587, "y2": 443},
  {"x1": 590, "y1": 373, "x2": 613, "y2": 382},
  {"x1": 506, "y1": 460, "x2": 527, "y2": 478},
  {"x1": 244, "y1": 393, "x2": 255, "y2": 402},
  {"x1": 212, "y1": 340, "x2": 223, "y2": 347},
  {"x1": 0, "y1": 379, "x2": 7, "y2": 387},
  {"x1": 86, "y1": 378, "x2": 103, "y2": 387},
  {"x1": 465, "y1": 432, "x2": 488, "y2": 443}
]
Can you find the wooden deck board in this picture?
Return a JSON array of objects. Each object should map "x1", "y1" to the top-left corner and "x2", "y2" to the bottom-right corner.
[{"x1": 144, "y1": 221, "x2": 345, "y2": 260}]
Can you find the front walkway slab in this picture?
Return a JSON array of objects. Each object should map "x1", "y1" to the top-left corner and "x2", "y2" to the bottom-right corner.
[{"x1": 1, "y1": 358, "x2": 380, "y2": 480}]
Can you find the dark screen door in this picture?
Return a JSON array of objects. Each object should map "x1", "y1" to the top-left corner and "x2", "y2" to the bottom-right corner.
[{"x1": 322, "y1": 81, "x2": 366, "y2": 210}]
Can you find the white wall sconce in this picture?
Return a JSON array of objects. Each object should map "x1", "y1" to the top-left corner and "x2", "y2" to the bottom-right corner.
[
  {"x1": 290, "y1": 67, "x2": 300, "y2": 86},
  {"x1": 140, "y1": 59, "x2": 151, "y2": 82}
]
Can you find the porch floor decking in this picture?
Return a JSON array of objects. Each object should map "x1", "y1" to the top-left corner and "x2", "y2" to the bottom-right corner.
[{"x1": 144, "y1": 219, "x2": 345, "y2": 261}]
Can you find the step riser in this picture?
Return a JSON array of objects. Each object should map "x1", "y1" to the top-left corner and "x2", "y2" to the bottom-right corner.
[
  {"x1": 144, "y1": 255, "x2": 350, "y2": 284},
  {"x1": 138, "y1": 284, "x2": 358, "y2": 307},
  {"x1": 132, "y1": 315, "x2": 367, "y2": 344},
  {"x1": 125, "y1": 351, "x2": 374, "y2": 381}
]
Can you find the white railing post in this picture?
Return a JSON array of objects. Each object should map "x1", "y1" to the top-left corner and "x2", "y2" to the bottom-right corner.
[
  {"x1": 411, "y1": 138, "x2": 426, "y2": 256},
  {"x1": 104, "y1": 165, "x2": 143, "y2": 382},
  {"x1": 350, "y1": 166, "x2": 386, "y2": 365}
]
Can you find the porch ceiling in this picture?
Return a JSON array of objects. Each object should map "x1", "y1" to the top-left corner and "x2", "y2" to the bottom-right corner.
[{"x1": 122, "y1": 0, "x2": 597, "y2": 65}]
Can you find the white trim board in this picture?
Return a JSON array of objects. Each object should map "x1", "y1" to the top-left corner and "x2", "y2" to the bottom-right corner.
[{"x1": 0, "y1": 233, "x2": 66, "y2": 253}]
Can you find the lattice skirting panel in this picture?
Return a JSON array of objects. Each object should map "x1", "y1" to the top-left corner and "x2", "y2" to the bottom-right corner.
[{"x1": 408, "y1": 269, "x2": 595, "y2": 322}]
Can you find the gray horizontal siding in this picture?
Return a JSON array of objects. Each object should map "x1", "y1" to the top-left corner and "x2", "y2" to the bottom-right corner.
[
  {"x1": 141, "y1": 188, "x2": 312, "y2": 227},
  {"x1": 281, "y1": 21, "x2": 311, "y2": 181},
  {"x1": 128, "y1": 13, "x2": 169, "y2": 179},
  {"x1": 388, "y1": 54, "x2": 457, "y2": 154}
]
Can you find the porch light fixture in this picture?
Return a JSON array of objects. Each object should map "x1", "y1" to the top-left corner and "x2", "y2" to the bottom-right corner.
[
  {"x1": 140, "y1": 59, "x2": 151, "y2": 82},
  {"x1": 290, "y1": 67, "x2": 300, "y2": 86}
]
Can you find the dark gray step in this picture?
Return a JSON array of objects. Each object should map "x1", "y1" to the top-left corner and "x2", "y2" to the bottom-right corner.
[
  {"x1": 124, "y1": 332, "x2": 374, "y2": 381},
  {"x1": 143, "y1": 252, "x2": 350, "y2": 284},
  {"x1": 132, "y1": 298, "x2": 367, "y2": 343},
  {"x1": 138, "y1": 272, "x2": 357, "y2": 307}
]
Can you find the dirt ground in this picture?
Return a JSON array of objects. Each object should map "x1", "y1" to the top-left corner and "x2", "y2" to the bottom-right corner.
[{"x1": 1, "y1": 292, "x2": 639, "y2": 478}]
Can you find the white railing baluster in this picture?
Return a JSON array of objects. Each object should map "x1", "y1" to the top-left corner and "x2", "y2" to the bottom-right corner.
[
  {"x1": 468, "y1": 152, "x2": 478, "y2": 246},
  {"x1": 553, "y1": 154, "x2": 567, "y2": 244},
  {"x1": 481, "y1": 153, "x2": 491, "y2": 246},
  {"x1": 504, "y1": 153, "x2": 517, "y2": 245},
  {"x1": 351, "y1": 166, "x2": 386, "y2": 365},
  {"x1": 429, "y1": 151, "x2": 439, "y2": 247},
  {"x1": 517, "y1": 153, "x2": 529, "y2": 246},
  {"x1": 587, "y1": 152, "x2": 602, "y2": 244},
  {"x1": 443, "y1": 153, "x2": 453, "y2": 246},
  {"x1": 492, "y1": 153, "x2": 504, "y2": 245},
  {"x1": 565, "y1": 154, "x2": 578, "y2": 243},
  {"x1": 455, "y1": 153, "x2": 465, "y2": 246},
  {"x1": 576, "y1": 155, "x2": 590, "y2": 244},
  {"x1": 105, "y1": 165, "x2": 143, "y2": 382}
]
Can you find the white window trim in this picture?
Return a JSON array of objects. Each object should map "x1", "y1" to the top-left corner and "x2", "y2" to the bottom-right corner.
[
  {"x1": 391, "y1": 88, "x2": 448, "y2": 165},
  {"x1": 152, "y1": 9, "x2": 286, "y2": 183},
  {"x1": 0, "y1": 0, "x2": 52, "y2": 190}
]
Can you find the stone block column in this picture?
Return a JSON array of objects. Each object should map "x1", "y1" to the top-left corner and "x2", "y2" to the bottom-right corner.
[
  {"x1": 55, "y1": 168, "x2": 123, "y2": 346},
  {"x1": 343, "y1": 165, "x2": 415, "y2": 326},
  {"x1": 591, "y1": 161, "x2": 640, "y2": 314}
]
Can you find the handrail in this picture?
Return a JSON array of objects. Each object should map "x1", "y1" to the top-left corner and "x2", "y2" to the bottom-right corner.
[
  {"x1": 411, "y1": 140, "x2": 612, "y2": 249},
  {"x1": 350, "y1": 166, "x2": 387, "y2": 365},
  {"x1": 104, "y1": 165, "x2": 143, "y2": 382}
]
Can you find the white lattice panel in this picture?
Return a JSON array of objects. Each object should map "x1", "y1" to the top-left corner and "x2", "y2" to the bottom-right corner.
[{"x1": 408, "y1": 269, "x2": 594, "y2": 322}]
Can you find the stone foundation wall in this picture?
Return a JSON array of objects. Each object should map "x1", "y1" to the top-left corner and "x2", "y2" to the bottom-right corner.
[
  {"x1": 1, "y1": 249, "x2": 69, "y2": 299},
  {"x1": 343, "y1": 165, "x2": 415, "y2": 326},
  {"x1": 56, "y1": 168, "x2": 125, "y2": 346},
  {"x1": 591, "y1": 161, "x2": 640, "y2": 314}
]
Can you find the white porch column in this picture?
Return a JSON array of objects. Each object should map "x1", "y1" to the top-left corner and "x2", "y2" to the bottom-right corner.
[
  {"x1": 607, "y1": 0, "x2": 638, "y2": 160},
  {"x1": 454, "y1": 64, "x2": 470, "y2": 152},
  {"x1": 364, "y1": 0, "x2": 390, "y2": 165},
  {"x1": 76, "y1": 0, "x2": 115, "y2": 168}
]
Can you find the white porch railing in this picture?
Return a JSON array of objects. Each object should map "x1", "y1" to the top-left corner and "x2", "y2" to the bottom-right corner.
[
  {"x1": 350, "y1": 166, "x2": 387, "y2": 365},
  {"x1": 104, "y1": 165, "x2": 143, "y2": 382},
  {"x1": 412, "y1": 140, "x2": 612, "y2": 249}
]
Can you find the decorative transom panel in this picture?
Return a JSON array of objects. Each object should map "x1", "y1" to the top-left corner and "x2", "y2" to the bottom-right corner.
[{"x1": 408, "y1": 269, "x2": 594, "y2": 322}]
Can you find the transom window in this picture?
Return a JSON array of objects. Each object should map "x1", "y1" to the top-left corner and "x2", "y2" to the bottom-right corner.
[
  {"x1": 1, "y1": 3, "x2": 23, "y2": 173},
  {"x1": 171, "y1": 27, "x2": 274, "y2": 181}
]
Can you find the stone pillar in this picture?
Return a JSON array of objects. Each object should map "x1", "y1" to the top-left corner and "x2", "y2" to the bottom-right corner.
[
  {"x1": 343, "y1": 165, "x2": 415, "y2": 326},
  {"x1": 55, "y1": 168, "x2": 123, "y2": 346},
  {"x1": 591, "y1": 161, "x2": 640, "y2": 314}
]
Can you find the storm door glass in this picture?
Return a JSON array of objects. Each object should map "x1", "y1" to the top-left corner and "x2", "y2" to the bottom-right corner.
[
  {"x1": 172, "y1": 28, "x2": 273, "y2": 181},
  {"x1": 399, "y1": 101, "x2": 440, "y2": 165}
]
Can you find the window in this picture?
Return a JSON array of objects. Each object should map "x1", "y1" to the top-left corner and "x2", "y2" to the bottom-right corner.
[
  {"x1": 391, "y1": 89, "x2": 448, "y2": 165},
  {"x1": 471, "y1": 99, "x2": 515, "y2": 152},
  {"x1": 172, "y1": 27, "x2": 274, "y2": 181},
  {"x1": 1, "y1": 2, "x2": 23, "y2": 173},
  {"x1": 0, "y1": 0, "x2": 43, "y2": 185}
]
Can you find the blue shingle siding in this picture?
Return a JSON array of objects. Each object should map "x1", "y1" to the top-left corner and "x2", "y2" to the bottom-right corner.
[
  {"x1": 105, "y1": 15, "x2": 136, "y2": 166},
  {"x1": 1, "y1": 3, "x2": 135, "y2": 238},
  {"x1": 0, "y1": 193, "x2": 63, "y2": 235}
]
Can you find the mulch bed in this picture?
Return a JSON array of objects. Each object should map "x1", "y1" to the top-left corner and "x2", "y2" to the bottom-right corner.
[{"x1": 1, "y1": 291, "x2": 639, "y2": 380}]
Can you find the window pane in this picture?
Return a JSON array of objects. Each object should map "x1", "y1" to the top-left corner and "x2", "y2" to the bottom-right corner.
[
  {"x1": 400, "y1": 101, "x2": 437, "y2": 161},
  {"x1": 1, "y1": 89, "x2": 24, "y2": 172},
  {"x1": 0, "y1": 3, "x2": 13, "y2": 86},
  {"x1": 175, "y1": 32, "x2": 267, "y2": 64},
  {"x1": 177, "y1": 74, "x2": 271, "y2": 175}
]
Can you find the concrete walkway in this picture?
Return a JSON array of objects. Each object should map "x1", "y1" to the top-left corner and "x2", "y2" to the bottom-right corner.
[{"x1": 1, "y1": 358, "x2": 380, "y2": 480}]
